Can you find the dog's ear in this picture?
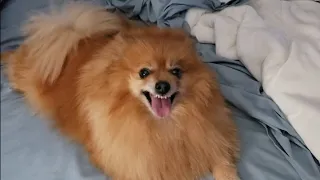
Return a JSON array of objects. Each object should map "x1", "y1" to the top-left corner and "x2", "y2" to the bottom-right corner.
[{"x1": 115, "y1": 27, "x2": 142, "y2": 45}]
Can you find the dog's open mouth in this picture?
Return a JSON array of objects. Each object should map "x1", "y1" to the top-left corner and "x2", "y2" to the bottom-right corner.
[{"x1": 142, "y1": 91, "x2": 178, "y2": 118}]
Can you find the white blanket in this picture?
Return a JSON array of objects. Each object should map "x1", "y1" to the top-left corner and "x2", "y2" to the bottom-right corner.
[{"x1": 185, "y1": 0, "x2": 320, "y2": 160}]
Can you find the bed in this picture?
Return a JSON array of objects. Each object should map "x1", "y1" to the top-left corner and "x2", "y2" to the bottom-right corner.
[{"x1": 1, "y1": 0, "x2": 319, "y2": 180}]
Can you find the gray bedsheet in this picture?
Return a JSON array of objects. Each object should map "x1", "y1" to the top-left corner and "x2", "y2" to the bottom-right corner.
[
  {"x1": 104, "y1": 0, "x2": 246, "y2": 28},
  {"x1": 1, "y1": 0, "x2": 320, "y2": 180}
]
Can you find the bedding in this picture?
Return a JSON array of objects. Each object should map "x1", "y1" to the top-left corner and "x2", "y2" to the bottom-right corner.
[
  {"x1": 1, "y1": 0, "x2": 320, "y2": 180},
  {"x1": 184, "y1": 0, "x2": 320, "y2": 161},
  {"x1": 104, "y1": 0, "x2": 247, "y2": 28}
]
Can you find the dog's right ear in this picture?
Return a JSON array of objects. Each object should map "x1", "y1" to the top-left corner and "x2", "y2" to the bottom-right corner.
[
  {"x1": 116, "y1": 31, "x2": 135, "y2": 43},
  {"x1": 96, "y1": 30, "x2": 132, "y2": 63}
]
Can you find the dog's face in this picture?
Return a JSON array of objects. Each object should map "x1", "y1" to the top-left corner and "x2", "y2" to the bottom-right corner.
[
  {"x1": 130, "y1": 58, "x2": 182, "y2": 118},
  {"x1": 119, "y1": 28, "x2": 203, "y2": 119}
]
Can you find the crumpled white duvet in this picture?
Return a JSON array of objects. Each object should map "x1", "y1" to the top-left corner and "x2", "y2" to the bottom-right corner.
[{"x1": 185, "y1": 0, "x2": 320, "y2": 160}]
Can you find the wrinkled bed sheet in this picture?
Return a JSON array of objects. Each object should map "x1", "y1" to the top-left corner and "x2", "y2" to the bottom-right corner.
[
  {"x1": 1, "y1": 0, "x2": 320, "y2": 180},
  {"x1": 185, "y1": 0, "x2": 320, "y2": 161}
]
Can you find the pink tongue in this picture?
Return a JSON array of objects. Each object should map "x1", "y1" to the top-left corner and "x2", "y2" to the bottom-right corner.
[{"x1": 151, "y1": 95, "x2": 172, "y2": 118}]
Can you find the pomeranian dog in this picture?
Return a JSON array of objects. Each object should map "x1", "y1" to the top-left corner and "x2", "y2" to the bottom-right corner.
[{"x1": 1, "y1": 2, "x2": 239, "y2": 180}]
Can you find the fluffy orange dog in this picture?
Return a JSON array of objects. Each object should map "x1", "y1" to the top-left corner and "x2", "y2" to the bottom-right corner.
[{"x1": 2, "y1": 2, "x2": 239, "y2": 180}]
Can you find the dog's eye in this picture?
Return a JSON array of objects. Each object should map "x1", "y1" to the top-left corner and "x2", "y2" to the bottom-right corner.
[
  {"x1": 139, "y1": 68, "x2": 151, "y2": 79},
  {"x1": 170, "y1": 68, "x2": 182, "y2": 78}
]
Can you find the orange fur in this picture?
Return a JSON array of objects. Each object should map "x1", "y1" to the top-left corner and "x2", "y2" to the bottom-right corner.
[{"x1": 3, "y1": 2, "x2": 239, "y2": 180}]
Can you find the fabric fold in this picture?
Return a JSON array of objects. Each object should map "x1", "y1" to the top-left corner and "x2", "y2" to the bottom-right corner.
[{"x1": 185, "y1": 0, "x2": 320, "y2": 160}]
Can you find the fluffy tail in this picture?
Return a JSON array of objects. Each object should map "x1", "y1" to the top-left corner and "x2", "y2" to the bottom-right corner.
[{"x1": 23, "y1": 2, "x2": 127, "y2": 83}]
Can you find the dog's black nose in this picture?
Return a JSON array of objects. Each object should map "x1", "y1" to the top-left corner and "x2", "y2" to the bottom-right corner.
[{"x1": 155, "y1": 81, "x2": 171, "y2": 95}]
